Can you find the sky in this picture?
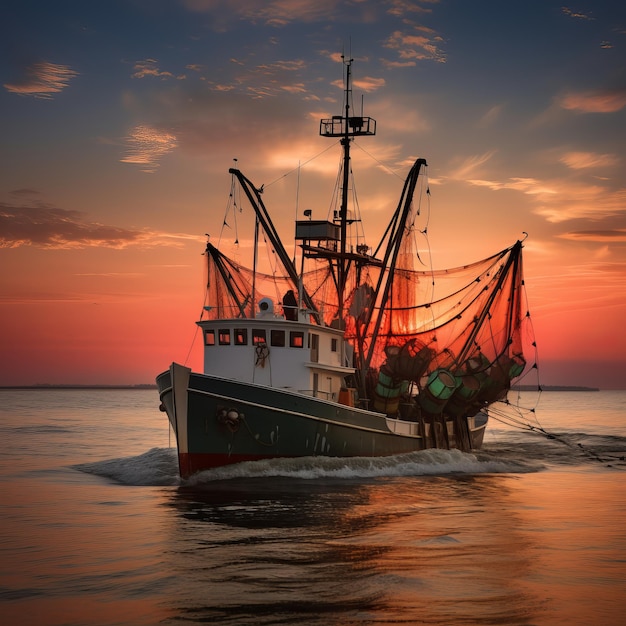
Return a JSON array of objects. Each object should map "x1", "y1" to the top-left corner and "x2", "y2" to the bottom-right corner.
[{"x1": 1, "y1": 0, "x2": 625, "y2": 389}]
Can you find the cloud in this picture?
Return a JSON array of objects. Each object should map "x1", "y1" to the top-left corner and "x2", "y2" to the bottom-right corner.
[
  {"x1": 467, "y1": 176, "x2": 557, "y2": 196},
  {"x1": 354, "y1": 76, "x2": 386, "y2": 92},
  {"x1": 131, "y1": 59, "x2": 180, "y2": 79},
  {"x1": 589, "y1": 261, "x2": 626, "y2": 274},
  {"x1": 258, "y1": 59, "x2": 306, "y2": 72},
  {"x1": 331, "y1": 75, "x2": 385, "y2": 92},
  {"x1": 558, "y1": 229, "x2": 626, "y2": 243},
  {"x1": 3, "y1": 61, "x2": 78, "y2": 99},
  {"x1": 120, "y1": 125, "x2": 178, "y2": 173},
  {"x1": 8, "y1": 188, "x2": 40, "y2": 198},
  {"x1": 558, "y1": 89, "x2": 626, "y2": 113},
  {"x1": 447, "y1": 151, "x2": 497, "y2": 180},
  {"x1": 561, "y1": 7, "x2": 594, "y2": 20},
  {"x1": 477, "y1": 105, "x2": 503, "y2": 128},
  {"x1": 181, "y1": 0, "x2": 339, "y2": 26},
  {"x1": 533, "y1": 185, "x2": 626, "y2": 223},
  {"x1": 383, "y1": 29, "x2": 446, "y2": 64},
  {"x1": 381, "y1": 59, "x2": 421, "y2": 69},
  {"x1": 367, "y1": 97, "x2": 430, "y2": 136},
  {"x1": 0, "y1": 202, "x2": 198, "y2": 250},
  {"x1": 467, "y1": 176, "x2": 626, "y2": 223},
  {"x1": 281, "y1": 83, "x2": 307, "y2": 94},
  {"x1": 194, "y1": 57, "x2": 313, "y2": 99},
  {"x1": 386, "y1": 0, "x2": 439, "y2": 17},
  {"x1": 559, "y1": 151, "x2": 619, "y2": 170}
]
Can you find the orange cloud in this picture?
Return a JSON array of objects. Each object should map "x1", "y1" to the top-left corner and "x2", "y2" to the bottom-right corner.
[
  {"x1": 131, "y1": 59, "x2": 177, "y2": 79},
  {"x1": 204, "y1": 58, "x2": 310, "y2": 97},
  {"x1": 466, "y1": 174, "x2": 625, "y2": 223},
  {"x1": 182, "y1": 0, "x2": 339, "y2": 26},
  {"x1": 558, "y1": 89, "x2": 626, "y2": 113},
  {"x1": 386, "y1": 0, "x2": 438, "y2": 17},
  {"x1": 281, "y1": 83, "x2": 307, "y2": 93},
  {"x1": 559, "y1": 151, "x2": 619, "y2": 170},
  {"x1": 534, "y1": 186, "x2": 626, "y2": 223},
  {"x1": 448, "y1": 151, "x2": 497, "y2": 180},
  {"x1": 3, "y1": 61, "x2": 78, "y2": 99},
  {"x1": 330, "y1": 76, "x2": 385, "y2": 92},
  {"x1": 354, "y1": 76, "x2": 386, "y2": 92},
  {"x1": 380, "y1": 59, "x2": 418, "y2": 69},
  {"x1": 558, "y1": 229, "x2": 626, "y2": 243},
  {"x1": 383, "y1": 29, "x2": 446, "y2": 63},
  {"x1": 467, "y1": 176, "x2": 558, "y2": 198},
  {"x1": 120, "y1": 125, "x2": 178, "y2": 173}
]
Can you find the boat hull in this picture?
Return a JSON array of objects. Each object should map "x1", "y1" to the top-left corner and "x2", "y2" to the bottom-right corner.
[{"x1": 157, "y1": 363, "x2": 488, "y2": 478}]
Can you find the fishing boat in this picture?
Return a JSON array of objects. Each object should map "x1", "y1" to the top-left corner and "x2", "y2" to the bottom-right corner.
[{"x1": 157, "y1": 58, "x2": 531, "y2": 479}]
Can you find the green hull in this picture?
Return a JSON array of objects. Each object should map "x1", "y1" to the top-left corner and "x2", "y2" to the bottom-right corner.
[{"x1": 157, "y1": 363, "x2": 488, "y2": 479}]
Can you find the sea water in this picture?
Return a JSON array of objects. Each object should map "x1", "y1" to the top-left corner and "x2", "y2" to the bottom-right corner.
[{"x1": 0, "y1": 389, "x2": 624, "y2": 625}]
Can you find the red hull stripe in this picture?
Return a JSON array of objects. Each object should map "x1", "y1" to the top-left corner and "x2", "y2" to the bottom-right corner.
[{"x1": 178, "y1": 452, "x2": 291, "y2": 478}]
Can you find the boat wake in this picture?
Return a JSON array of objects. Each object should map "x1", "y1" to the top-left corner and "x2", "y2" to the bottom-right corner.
[
  {"x1": 74, "y1": 445, "x2": 540, "y2": 487},
  {"x1": 73, "y1": 447, "x2": 180, "y2": 486},
  {"x1": 73, "y1": 426, "x2": 626, "y2": 487}
]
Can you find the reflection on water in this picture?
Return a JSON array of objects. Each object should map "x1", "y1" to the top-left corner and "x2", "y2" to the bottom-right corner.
[
  {"x1": 1, "y1": 389, "x2": 625, "y2": 626},
  {"x1": 162, "y1": 475, "x2": 543, "y2": 625}
]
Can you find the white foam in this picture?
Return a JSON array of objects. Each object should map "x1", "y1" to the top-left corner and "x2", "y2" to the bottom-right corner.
[
  {"x1": 73, "y1": 447, "x2": 180, "y2": 486},
  {"x1": 74, "y1": 446, "x2": 536, "y2": 487},
  {"x1": 186, "y1": 448, "x2": 532, "y2": 484}
]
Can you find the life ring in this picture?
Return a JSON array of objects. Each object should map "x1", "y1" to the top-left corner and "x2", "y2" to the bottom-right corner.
[{"x1": 255, "y1": 342, "x2": 270, "y2": 367}]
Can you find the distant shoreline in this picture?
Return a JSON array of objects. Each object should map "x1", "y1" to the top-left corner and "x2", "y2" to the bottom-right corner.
[
  {"x1": 1, "y1": 384, "x2": 601, "y2": 392},
  {"x1": 513, "y1": 385, "x2": 600, "y2": 392},
  {"x1": 0, "y1": 384, "x2": 158, "y2": 390}
]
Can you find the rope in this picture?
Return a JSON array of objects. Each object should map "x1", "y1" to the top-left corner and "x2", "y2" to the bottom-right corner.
[
  {"x1": 241, "y1": 415, "x2": 277, "y2": 447},
  {"x1": 264, "y1": 142, "x2": 339, "y2": 190},
  {"x1": 488, "y1": 401, "x2": 624, "y2": 469},
  {"x1": 183, "y1": 322, "x2": 201, "y2": 367},
  {"x1": 352, "y1": 141, "x2": 406, "y2": 180}
]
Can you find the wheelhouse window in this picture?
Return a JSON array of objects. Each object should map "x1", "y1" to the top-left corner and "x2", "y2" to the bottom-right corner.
[
  {"x1": 271, "y1": 329, "x2": 285, "y2": 347},
  {"x1": 252, "y1": 329, "x2": 267, "y2": 345},
  {"x1": 290, "y1": 331, "x2": 304, "y2": 348},
  {"x1": 234, "y1": 328, "x2": 248, "y2": 345},
  {"x1": 204, "y1": 329, "x2": 215, "y2": 346},
  {"x1": 218, "y1": 329, "x2": 231, "y2": 345}
]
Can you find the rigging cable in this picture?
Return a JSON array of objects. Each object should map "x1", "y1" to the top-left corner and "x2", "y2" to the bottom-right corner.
[
  {"x1": 218, "y1": 164, "x2": 242, "y2": 246},
  {"x1": 352, "y1": 141, "x2": 406, "y2": 180},
  {"x1": 263, "y1": 141, "x2": 339, "y2": 190},
  {"x1": 487, "y1": 397, "x2": 624, "y2": 469}
]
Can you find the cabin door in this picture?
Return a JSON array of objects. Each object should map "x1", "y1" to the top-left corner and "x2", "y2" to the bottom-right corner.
[{"x1": 310, "y1": 333, "x2": 319, "y2": 363}]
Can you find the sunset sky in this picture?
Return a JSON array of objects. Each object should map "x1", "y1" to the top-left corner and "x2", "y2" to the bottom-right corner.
[{"x1": 1, "y1": 0, "x2": 625, "y2": 389}]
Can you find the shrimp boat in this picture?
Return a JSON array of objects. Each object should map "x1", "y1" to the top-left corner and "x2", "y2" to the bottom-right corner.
[{"x1": 157, "y1": 59, "x2": 530, "y2": 479}]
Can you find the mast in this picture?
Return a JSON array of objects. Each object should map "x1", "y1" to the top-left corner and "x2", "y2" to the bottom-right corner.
[
  {"x1": 319, "y1": 56, "x2": 376, "y2": 323},
  {"x1": 363, "y1": 157, "x2": 427, "y2": 369},
  {"x1": 338, "y1": 60, "x2": 352, "y2": 321}
]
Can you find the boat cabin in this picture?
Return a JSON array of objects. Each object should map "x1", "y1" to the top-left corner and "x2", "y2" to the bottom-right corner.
[{"x1": 196, "y1": 298, "x2": 355, "y2": 401}]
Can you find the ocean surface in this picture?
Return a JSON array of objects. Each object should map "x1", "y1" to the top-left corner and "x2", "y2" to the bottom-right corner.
[{"x1": 0, "y1": 389, "x2": 624, "y2": 626}]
